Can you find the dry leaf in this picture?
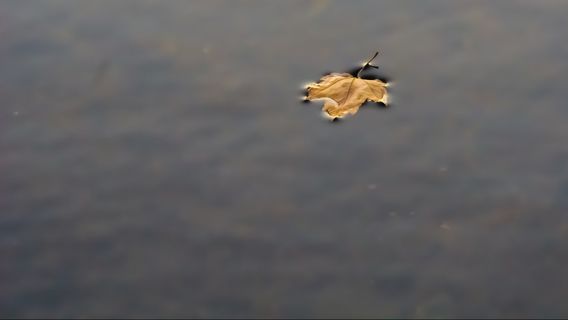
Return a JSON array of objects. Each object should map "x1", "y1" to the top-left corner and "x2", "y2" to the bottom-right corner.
[{"x1": 305, "y1": 52, "x2": 389, "y2": 119}]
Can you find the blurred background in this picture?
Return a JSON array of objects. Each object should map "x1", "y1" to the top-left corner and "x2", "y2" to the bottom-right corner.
[{"x1": 2, "y1": 0, "x2": 568, "y2": 318}]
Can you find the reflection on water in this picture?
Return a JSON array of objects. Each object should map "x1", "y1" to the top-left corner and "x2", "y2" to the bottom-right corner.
[{"x1": 2, "y1": 0, "x2": 568, "y2": 317}]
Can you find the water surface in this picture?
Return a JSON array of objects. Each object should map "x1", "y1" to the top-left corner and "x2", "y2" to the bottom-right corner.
[{"x1": 2, "y1": 0, "x2": 568, "y2": 317}]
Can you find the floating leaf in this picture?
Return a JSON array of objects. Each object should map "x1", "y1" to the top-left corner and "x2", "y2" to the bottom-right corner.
[{"x1": 305, "y1": 52, "x2": 389, "y2": 119}]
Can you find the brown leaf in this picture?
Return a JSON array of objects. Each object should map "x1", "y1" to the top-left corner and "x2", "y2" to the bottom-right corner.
[{"x1": 304, "y1": 52, "x2": 389, "y2": 119}]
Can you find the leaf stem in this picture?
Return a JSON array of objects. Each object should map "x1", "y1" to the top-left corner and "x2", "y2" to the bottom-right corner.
[{"x1": 356, "y1": 51, "x2": 379, "y2": 78}]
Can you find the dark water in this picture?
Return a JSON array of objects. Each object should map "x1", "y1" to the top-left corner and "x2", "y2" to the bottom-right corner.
[{"x1": 2, "y1": 1, "x2": 568, "y2": 318}]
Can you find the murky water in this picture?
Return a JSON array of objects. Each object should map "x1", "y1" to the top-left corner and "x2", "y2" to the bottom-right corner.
[{"x1": 2, "y1": 1, "x2": 568, "y2": 317}]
